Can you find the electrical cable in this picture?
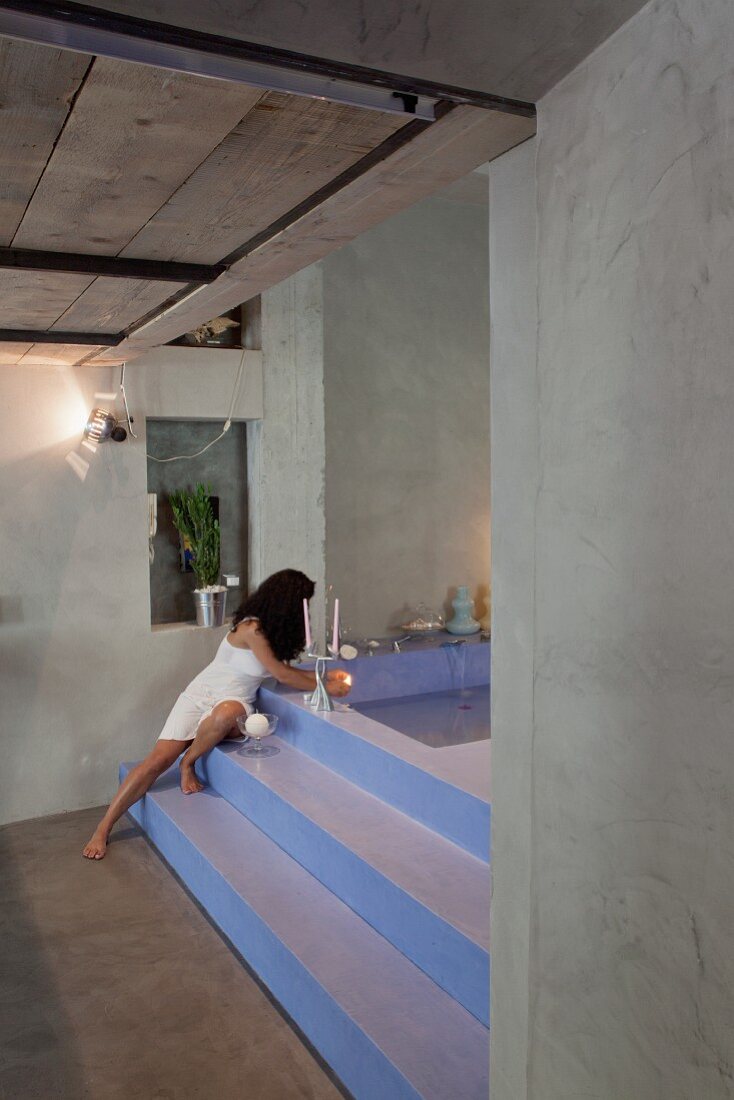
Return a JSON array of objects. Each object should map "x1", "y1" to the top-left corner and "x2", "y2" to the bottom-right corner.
[
  {"x1": 120, "y1": 346, "x2": 248, "y2": 462},
  {"x1": 119, "y1": 362, "x2": 137, "y2": 439},
  {"x1": 148, "y1": 422, "x2": 230, "y2": 463}
]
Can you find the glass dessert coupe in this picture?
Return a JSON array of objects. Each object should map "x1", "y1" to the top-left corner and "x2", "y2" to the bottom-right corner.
[{"x1": 235, "y1": 713, "x2": 280, "y2": 757}]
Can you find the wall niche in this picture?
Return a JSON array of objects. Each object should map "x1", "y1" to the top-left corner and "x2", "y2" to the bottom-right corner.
[{"x1": 147, "y1": 419, "x2": 248, "y2": 626}]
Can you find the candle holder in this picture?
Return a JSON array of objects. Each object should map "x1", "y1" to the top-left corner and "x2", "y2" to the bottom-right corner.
[{"x1": 305, "y1": 649, "x2": 335, "y2": 712}]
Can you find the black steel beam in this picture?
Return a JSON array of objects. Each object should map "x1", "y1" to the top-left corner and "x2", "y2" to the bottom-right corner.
[
  {"x1": 0, "y1": 328, "x2": 123, "y2": 345},
  {"x1": 0, "y1": 246, "x2": 225, "y2": 283},
  {"x1": 0, "y1": 0, "x2": 536, "y2": 120}
]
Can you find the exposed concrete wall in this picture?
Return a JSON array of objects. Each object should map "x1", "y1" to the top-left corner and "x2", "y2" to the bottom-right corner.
[
  {"x1": 488, "y1": 137, "x2": 537, "y2": 1100},
  {"x1": 96, "y1": 0, "x2": 649, "y2": 102},
  {"x1": 490, "y1": 0, "x2": 734, "y2": 1094},
  {"x1": 126, "y1": 346, "x2": 263, "y2": 419},
  {"x1": 0, "y1": 353, "x2": 261, "y2": 826},
  {"x1": 249, "y1": 265, "x2": 327, "y2": 646},
  {"x1": 323, "y1": 193, "x2": 490, "y2": 639}
]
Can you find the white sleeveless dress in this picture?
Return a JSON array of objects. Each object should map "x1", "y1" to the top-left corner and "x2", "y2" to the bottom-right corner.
[{"x1": 158, "y1": 630, "x2": 269, "y2": 741}]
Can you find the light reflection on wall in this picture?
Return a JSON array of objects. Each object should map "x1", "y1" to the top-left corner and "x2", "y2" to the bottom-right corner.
[
  {"x1": 4, "y1": 363, "x2": 119, "y2": 475},
  {"x1": 58, "y1": 370, "x2": 96, "y2": 445}
]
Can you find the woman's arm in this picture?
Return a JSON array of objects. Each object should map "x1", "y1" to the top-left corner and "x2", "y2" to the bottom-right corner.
[{"x1": 241, "y1": 622, "x2": 350, "y2": 696}]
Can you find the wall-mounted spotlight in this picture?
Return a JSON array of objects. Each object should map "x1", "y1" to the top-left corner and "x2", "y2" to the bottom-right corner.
[
  {"x1": 66, "y1": 367, "x2": 132, "y2": 480},
  {"x1": 83, "y1": 407, "x2": 127, "y2": 447}
]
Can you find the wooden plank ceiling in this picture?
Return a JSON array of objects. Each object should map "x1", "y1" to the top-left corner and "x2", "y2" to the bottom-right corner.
[
  {"x1": 0, "y1": 38, "x2": 535, "y2": 367},
  {"x1": 0, "y1": 38, "x2": 407, "y2": 365}
]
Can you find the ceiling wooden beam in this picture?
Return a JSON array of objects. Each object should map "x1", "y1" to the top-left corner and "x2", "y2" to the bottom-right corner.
[
  {"x1": 10, "y1": 57, "x2": 265, "y2": 255},
  {"x1": 0, "y1": 340, "x2": 32, "y2": 364},
  {"x1": 48, "y1": 276, "x2": 184, "y2": 335},
  {"x1": 0, "y1": 270, "x2": 93, "y2": 329},
  {"x1": 16, "y1": 341, "x2": 106, "y2": 366},
  {"x1": 120, "y1": 91, "x2": 414, "y2": 268},
  {"x1": 0, "y1": 38, "x2": 90, "y2": 244}
]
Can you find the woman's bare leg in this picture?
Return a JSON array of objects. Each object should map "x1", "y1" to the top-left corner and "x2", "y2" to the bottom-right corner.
[
  {"x1": 179, "y1": 701, "x2": 246, "y2": 794},
  {"x1": 82, "y1": 739, "x2": 188, "y2": 860}
]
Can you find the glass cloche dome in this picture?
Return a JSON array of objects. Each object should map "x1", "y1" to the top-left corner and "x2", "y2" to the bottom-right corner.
[{"x1": 399, "y1": 603, "x2": 445, "y2": 635}]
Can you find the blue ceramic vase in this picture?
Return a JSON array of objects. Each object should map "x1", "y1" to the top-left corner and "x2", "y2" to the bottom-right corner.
[{"x1": 446, "y1": 586, "x2": 480, "y2": 635}]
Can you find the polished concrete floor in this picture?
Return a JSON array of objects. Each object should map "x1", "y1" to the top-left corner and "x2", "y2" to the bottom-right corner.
[{"x1": 0, "y1": 807, "x2": 345, "y2": 1099}]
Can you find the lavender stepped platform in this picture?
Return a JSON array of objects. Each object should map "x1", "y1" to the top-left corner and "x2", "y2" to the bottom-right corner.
[
  {"x1": 198, "y1": 740, "x2": 490, "y2": 1025},
  {"x1": 122, "y1": 765, "x2": 489, "y2": 1100},
  {"x1": 261, "y1": 641, "x2": 491, "y2": 861},
  {"x1": 332, "y1": 641, "x2": 489, "y2": 704}
]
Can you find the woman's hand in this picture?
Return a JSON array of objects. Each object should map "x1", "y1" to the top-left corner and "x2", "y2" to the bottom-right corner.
[{"x1": 326, "y1": 669, "x2": 352, "y2": 697}]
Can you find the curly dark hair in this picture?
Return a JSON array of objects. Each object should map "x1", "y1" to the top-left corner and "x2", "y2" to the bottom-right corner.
[{"x1": 231, "y1": 569, "x2": 316, "y2": 661}]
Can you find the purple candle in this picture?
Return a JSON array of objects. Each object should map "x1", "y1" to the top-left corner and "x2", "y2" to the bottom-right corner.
[
  {"x1": 331, "y1": 597, "x2": 340, "y2": 654},
  {"x1": 303, "y1": 598, "x2": 312, "y2": 651}
]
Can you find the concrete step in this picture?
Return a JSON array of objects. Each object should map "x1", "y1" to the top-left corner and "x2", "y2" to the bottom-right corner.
[
  {"x1": 258, "y1": 685, "x2": 490, "y2": 862},
  {"x1": 199, "y1": 739, "x2": 490, "y2": 1025},
  {"x1": 123, "y1": 765, "x2": 489, "y2": 1100}
]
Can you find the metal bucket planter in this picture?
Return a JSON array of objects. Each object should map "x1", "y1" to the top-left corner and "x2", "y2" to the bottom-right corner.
[{"x1": 194, "y1": 588, "x2": 227, "y2": 628}]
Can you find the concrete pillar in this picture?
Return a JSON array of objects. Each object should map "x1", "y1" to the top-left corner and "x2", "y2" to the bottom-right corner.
[
  {"x1": 248, "y1": 264, "x2": 327, "y2": 646},
  {"x1": 488, "y1": 137, "x2": 538, "y2": 1100},
  {"x1": 490, "y1": 0, "x2": 734, "y2": 1093}
]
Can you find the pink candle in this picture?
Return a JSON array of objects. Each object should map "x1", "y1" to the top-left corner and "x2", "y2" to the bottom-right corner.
[
  {"x1": 331, "y1": 598, "x2": 340, "y2": 653},
  {"x1": 303, "y1": 598, "x2": 312, "y2": 650}
]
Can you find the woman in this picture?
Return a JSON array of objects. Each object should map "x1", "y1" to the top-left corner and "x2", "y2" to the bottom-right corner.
[{"x1": 83, "y1": 569, "x2": 350, "y2": 860}]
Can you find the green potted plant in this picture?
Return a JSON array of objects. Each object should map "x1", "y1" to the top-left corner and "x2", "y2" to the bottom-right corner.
[{"x1": 169, "y1": 483, "x2": 226, "y2": 627}]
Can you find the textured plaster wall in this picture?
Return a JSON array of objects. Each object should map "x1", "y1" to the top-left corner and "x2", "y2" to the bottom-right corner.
[
  {"x1": 96, "y1": 0, "x2": 650, "y2": 102},
  {"x1": 323, "y1": 193, "x2": 490, "y2": 639},
  {"x1": 249, "y1": 265, "x2": 327, "y2": 647},
  {"x1": 490, "y1": 0, "x2": 734, "y2": 1095},
  {"x1": 488, "y1": 138, "x2": 537, "y2": 1100},
  {"x1": 0, "y1": 351, "x2": 261, "y2": 825}
]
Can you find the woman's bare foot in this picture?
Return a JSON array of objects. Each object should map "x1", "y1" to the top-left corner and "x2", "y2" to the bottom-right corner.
[
  {"x1": 180, "y1": 760, "x2": 204, "y2": 795},
  {"x1": 82, "y1": 829, "x2": 109, "y2": 860}
]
